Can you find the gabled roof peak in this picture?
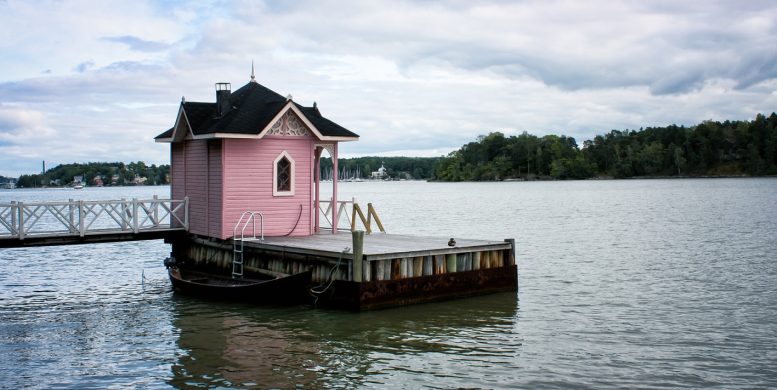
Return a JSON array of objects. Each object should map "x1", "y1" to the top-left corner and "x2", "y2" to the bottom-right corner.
[{"x1": 155, "y1": 79, "x2": 358, "y2": 142}]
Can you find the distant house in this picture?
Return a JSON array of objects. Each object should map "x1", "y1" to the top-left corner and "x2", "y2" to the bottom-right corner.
[
  {"x1": 0, "y1": 178, "x2": 15, "y2": 189},
  {"x1": 155, "y1": 73, "x2": 359, "y2": 239},
  {"x1": 111, "y1": 174, "x2": 120, "y2": 185},
  {"x1": 371, "y1": 162, "x2": 387, "y2": 179},
  {"x1": 73, "y1": 175, "x2": 83, "y2": 185},
  {"x1": 93, "y1": 177, "x2": 104, "y2": 187}
]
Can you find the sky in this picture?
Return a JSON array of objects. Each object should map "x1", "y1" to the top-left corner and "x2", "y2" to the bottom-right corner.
[{"x1": 1, "y1": 0, "x2": 777, "y2": 177}]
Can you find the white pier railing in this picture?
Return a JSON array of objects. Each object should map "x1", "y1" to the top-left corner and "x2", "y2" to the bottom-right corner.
[{"x1": 0, "y1": 196, "x2": 188, "y2": 240}]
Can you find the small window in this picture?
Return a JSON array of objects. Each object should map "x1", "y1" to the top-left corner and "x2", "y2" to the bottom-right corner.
[
  {"x1": 273, "y1": 151, "x2": 295, "y2": 196},
  {"x1": 277, "y1": 157, "x2": 291, "y2": 191}
]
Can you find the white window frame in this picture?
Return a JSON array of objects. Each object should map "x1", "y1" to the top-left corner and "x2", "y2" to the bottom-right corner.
[{"x1": 273, "y1": 150, "x2": 295, "y2": 196}]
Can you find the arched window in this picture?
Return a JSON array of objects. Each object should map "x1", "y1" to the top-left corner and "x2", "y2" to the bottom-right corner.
[{"x1": 273, "y1": 151, "x2": 295, "y2": 196}]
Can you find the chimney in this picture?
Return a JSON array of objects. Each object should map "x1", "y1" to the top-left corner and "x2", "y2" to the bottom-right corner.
[{"x1": 215, "y1": 82, "x2": 231, "y2": 116}]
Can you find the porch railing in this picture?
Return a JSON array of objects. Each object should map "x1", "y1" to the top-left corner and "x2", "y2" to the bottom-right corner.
[{"x1": 318, "y1": 198, "x2": 385, "y2": 234}]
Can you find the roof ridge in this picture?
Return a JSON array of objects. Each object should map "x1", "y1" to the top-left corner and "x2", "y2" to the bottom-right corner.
[{"x1": 156, "y1": 80, "x2": 357, "y2": 140}]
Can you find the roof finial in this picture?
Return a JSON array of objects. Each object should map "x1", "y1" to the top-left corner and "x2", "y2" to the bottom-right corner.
[
  {"x1": 181, "y1": 96, "x2": 186, "y2": 103},
  {"x1": 286, "y1": 94, "x2": 292, "y2": 101},
  {"x1": 250, "y1": 60, "x2": 256, "y2": 83}
]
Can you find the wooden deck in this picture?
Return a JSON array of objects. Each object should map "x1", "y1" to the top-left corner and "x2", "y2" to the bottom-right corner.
[{"x1": 241, "y1": 232, "x2": 512, "y2": 261}]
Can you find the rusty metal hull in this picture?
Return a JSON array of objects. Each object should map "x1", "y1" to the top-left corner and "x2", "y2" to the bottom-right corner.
[{"x1": 322, "y1": 265, "x2": 518, "y2": 311}]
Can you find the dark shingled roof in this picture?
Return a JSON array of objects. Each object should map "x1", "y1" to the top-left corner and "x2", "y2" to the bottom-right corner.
[{"x1": 155, "y1": 81, "x2": 358, "y2": 140}]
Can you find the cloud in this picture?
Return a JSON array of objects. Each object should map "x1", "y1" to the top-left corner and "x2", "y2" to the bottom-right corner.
[
  {"x1": 2, "y1": 0, "x2": 777, "y2": 176},
  {"x1": 74, "y1": 61, "x2": 95, "y2": 73},
  {"x1": 101, "y1": 35, "x2": 172, "y2": 52}
]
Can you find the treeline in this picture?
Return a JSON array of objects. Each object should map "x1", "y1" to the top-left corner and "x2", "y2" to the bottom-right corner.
[
  {"x1": 433, "y1": 113, "x2": 777, "y2": 181},
  {"x1": 16, "y1": 161, "x2": 170, "y2": 188},
  {"x1": 320, "y1": 156, "x2": 440, "y2": 180}
]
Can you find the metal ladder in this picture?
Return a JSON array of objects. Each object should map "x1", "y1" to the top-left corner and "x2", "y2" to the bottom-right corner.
[{"x1": 232, "y1": 211, "x2": 264, "y2": 278}]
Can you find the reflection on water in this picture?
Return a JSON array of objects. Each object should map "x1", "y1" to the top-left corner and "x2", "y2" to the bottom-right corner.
[{"x1": 167, "y1": 293, "x2": 518, "y2": 388}]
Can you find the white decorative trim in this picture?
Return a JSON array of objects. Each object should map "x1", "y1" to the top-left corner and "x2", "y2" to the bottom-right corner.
[
  {"x1": 286, "y1": 111, "x2": 309, "y2": 136},
  {"x1": 256, "y1": 101, "x2": 359, "y2": 142},
  {"x1": 316, "y1": 143, "x2": 335, "y2": 157},
  {"x1": 268, "y1": 116, "x2": 284, "y2": 135},
  {"x1": 273, "y1": 150, "x2": 295, "y2": 196},
  {"x1": 266, "y1": 110, "x2": 312, "y2": 137}
]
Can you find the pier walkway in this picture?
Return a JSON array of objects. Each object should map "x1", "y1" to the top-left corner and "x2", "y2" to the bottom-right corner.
[{"x1": 0, "y1": 197, "x2": 188, "y2": 248}]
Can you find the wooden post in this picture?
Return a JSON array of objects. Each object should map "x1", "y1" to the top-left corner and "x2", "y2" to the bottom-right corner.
[
  {"x1": 79, "y1": 200, "x2": 85, "y2": 237},
  {"x1": 14, "y1": 201, "x2": 22, "y2": 239},
  {"x1": 153, "y1": 195, "x2": 159, "y2": 227},
  {"x1": 367, "y1": 203, "x2": 385, "y2": 233},
  {"x1": 400, "y1": 258, "x2": 408, "y2": 278},
  {"x1": 10, "y1": 201, "x2": 16, "y2": 237},
  {"x1": 363, "y1": 260, "x2": 371, "y2": 282},
  {"x1": 132, "y1": 198, "x2": 139, "y2": 233},
  {"x1": 384, "y1": 259, "x2": 391, "y2": 280},
  {"x1": 473, "y1": 251, "x2": 481, "y2": 270},
  {"x1": 505, "y1": 239, "x2": 516, "y2": 266},
  {"x1": 376, "y1": 259, "x2": 385, "y2": 281},
  {"x1": 423, "y1": 256, "x2": 433, "y2": 276},
  {"x1": 68, "y1": 198, "x2": 75, "y2": 233},
  {"x1": 434, "y1": 254, "x2": 445, "y2": 274},
  {"x1": 121, "y1": 197, "x2": 128, "y2": 230},
  {"x1": 352, "y1": 203, "x2": 370, "y2": 234},
  {"x1": 352, "y1": 230, "x2": 364, "y2": 282},
  {"x1": 446, "y1": 253, "x2": 457, "y2": 273},
  {"x1": 413, "y1": 256, "x2": 423, "y2": 277}
]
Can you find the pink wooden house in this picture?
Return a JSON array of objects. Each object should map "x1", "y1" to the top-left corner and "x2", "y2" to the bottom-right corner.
[{"x1": 155, "y1": 74, "x2": 358, "y2": 239}]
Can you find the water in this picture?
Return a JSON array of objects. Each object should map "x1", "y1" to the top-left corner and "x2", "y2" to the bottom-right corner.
[{"x1": 1, "y1": 179, "x2": 776, "y2": 388}]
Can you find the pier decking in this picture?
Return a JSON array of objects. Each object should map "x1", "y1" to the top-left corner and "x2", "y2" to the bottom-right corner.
[{"x1": 243, "y1": 233, "x2": 512, "y2": 261}]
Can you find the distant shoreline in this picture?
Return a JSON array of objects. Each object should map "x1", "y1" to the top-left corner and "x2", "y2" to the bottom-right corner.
[{"x1": 426, "y1": 174, "x2": 777, "y2": 183}]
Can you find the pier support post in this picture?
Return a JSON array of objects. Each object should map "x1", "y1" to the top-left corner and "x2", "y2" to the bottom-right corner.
[
  {"x1": 352, "y1": 230, "x2": 364, "y2": 282},
  {"x1": 505, "y1": 238, "x2": 516, "y2": 266},
  {"x1": 446, "y1": 253, "x2": 457, "y2": 273}
]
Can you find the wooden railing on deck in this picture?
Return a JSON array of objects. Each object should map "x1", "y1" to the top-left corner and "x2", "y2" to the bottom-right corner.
[{"x1": 318, "y1": 198, "x2": 385, "y2": 234}]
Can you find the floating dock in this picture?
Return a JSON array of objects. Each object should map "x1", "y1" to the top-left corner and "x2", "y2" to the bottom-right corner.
[{"x1": 170, "y1": 232, "x2": 516, "y2": 310}]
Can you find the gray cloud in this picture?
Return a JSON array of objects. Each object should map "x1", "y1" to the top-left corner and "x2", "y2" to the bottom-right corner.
[{"x1": 74, "y1": 61, "x2": 95, "y2": 73}]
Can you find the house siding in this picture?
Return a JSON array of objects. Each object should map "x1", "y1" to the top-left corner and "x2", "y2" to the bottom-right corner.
[
  {"x1": 221, "y1": 136, "x2": 313, "y2": 238},
  {"x1": 207, "y1": 140, "x2": 223, "y2": 238}
]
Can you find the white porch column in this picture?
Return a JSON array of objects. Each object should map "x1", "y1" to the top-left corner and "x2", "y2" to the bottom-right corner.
[
  {"x1": 332, "y1": 143, "x2": 339, "y2": 234},
  {"x1": 314, "y1": 147, "x2": 321, "y2": 233}
]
